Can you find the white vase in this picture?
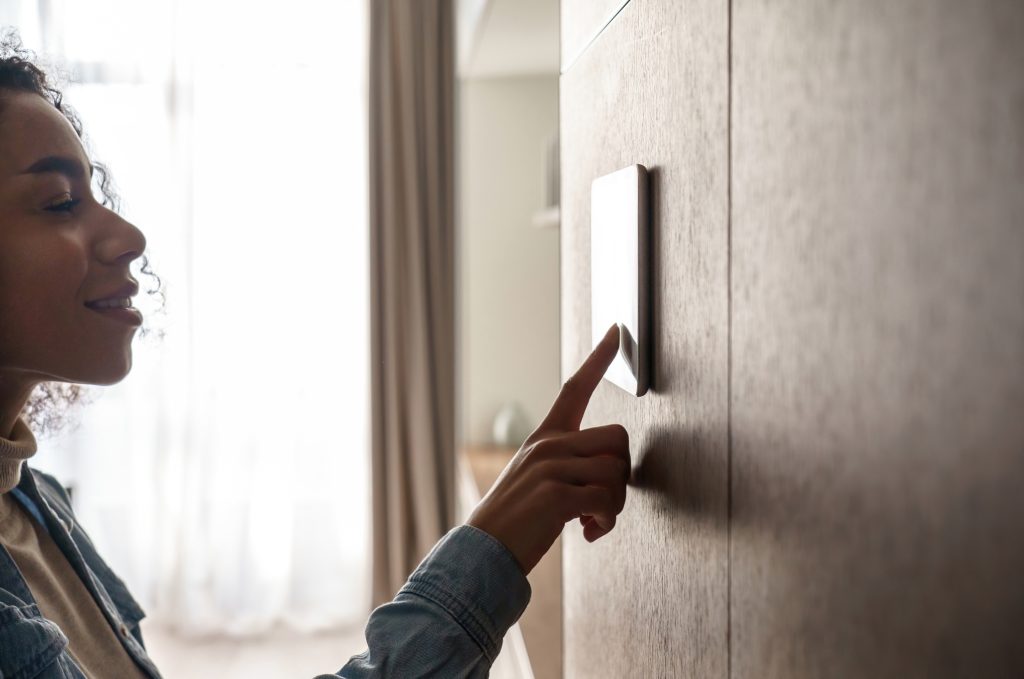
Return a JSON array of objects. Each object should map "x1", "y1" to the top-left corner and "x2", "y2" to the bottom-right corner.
[{"x1": 492, "y1": 402, "x2": 532, "y2": 448}]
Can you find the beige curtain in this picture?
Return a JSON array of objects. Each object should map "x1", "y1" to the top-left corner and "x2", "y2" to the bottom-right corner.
[{"x1": 368, "y1": 0, "x2": 456, "y2": 606}]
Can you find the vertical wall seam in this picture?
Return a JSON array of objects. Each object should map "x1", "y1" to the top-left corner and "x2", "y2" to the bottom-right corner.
[{"x1": 725, "y1": 0, "x2": 734, "y2": 677}]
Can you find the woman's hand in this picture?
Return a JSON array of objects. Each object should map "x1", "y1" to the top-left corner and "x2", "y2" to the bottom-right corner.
[{"x1": 468, "y1": 324, "x2": 630, "y2": 575}]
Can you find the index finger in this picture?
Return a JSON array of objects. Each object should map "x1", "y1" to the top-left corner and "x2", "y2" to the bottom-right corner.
[{"x1": 540, "y1": 323, "x2": 620, "y2": 432}]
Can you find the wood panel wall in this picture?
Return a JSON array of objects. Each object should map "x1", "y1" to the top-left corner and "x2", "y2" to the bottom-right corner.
[
  {"x1": 561, "y1": 0, "x2": 1024, "y2": 677},
  {"x1": 559, "y1": 0, "x2": 730, "y2": 677},
  {"x1": 730, "y1": 1, "x2": 1024, "y2": 676}
]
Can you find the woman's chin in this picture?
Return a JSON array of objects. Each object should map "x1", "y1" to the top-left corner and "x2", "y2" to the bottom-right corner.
[
  {"x1": 61, "y1": 354, "x2": 134, "y2": 387},
  {"x1": 91, "y1": 363, "x2": 133, "y2": 386}
]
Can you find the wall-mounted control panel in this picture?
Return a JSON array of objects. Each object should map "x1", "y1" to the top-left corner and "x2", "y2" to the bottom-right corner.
[{"x1": 590, "y1": 164, "x2": 650, "y2": 396}]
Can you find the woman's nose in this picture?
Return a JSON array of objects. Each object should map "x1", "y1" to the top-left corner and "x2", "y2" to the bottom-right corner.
[{"x1": 93, "y1": 210, "x2": 147, "y2": 265}]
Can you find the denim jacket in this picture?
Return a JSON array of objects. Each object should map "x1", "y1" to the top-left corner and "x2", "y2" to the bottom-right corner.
[{"x1": 0, "y1": 466, "x2": 532, "y2": 678}]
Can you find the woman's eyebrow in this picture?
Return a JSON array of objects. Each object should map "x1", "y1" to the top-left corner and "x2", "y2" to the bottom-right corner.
[{"x1": 20, "y1": 155, "x2": 93, "y2": 180}]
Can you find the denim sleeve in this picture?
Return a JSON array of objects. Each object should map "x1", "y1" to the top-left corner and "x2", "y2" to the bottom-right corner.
[{"x1": 322, "y1": 524, "x2": 531, "y2": 679}]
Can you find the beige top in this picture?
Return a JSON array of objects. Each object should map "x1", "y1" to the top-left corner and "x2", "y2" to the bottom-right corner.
[
  {"x1": 0, "y1": 420, "x2": 149, "y2": 679},
  {"x1": 0, "y1": 417, "x2": 37, "y2": 494}
]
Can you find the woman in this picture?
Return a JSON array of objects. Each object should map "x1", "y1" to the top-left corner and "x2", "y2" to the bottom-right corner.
[{"x1": 0, "y1": 36, "x2": 631, "y2": 678}]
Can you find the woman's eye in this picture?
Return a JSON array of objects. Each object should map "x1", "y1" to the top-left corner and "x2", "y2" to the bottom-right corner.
[{"x1": 44, "y1": 194, "x2": 81, "y2": 213}]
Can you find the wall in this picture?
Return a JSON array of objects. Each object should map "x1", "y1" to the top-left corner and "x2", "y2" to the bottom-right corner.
[
  {"x1": 730, "y1": 1, "x2": 1024, "y2": 676},
  {"x1": 458, "y1": 75, "x2": 561, "y2": 446},
  {"x1": 561, "y1": 0, "x2": 1024, "y2": 677}
]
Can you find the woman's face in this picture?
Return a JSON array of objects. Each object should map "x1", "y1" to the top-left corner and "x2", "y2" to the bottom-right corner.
[{"x1": 0, "y1": 91, "x2": 147, "y2": 389}]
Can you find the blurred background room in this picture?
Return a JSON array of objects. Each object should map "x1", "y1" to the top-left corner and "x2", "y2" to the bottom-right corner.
[
  {"x1": 456, "y1": 1, "x2": 560, "y2": 677},
  {"x1": 0, "y1": 0, "x2": 560, "y2": 676}
]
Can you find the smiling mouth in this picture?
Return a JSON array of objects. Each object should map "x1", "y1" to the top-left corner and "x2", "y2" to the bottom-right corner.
[
  {"x1": 84, "y1": 300, "x2": 143, "y2": 326},
  {"x1": 86, "y1": 297, "x2": 133, "y2": 310}
]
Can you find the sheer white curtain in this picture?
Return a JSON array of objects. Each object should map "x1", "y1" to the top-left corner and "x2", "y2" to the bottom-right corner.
[{"x1": 8, "y1": 0, "x2": 371, "y2": 636}]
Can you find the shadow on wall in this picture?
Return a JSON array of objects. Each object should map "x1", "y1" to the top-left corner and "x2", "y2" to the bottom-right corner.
[
  {"x1": 629, "y1": 425, "x2": 722, "y2": 524},
  {"x1": 621, "y1": 165, "x2": 726, "y2": 526}
]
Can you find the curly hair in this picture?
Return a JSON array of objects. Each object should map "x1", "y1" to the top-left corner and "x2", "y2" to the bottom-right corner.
[{"x1": 1, "y1": 28, "x2": 165, "y2": 437}]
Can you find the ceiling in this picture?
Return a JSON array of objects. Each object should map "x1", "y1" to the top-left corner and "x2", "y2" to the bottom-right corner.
[{"x1": 459, "y1": 0, "x2": 559, "y2": 78}]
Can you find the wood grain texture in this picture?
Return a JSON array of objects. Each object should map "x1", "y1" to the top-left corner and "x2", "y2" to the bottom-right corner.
[
  {"x1": 560, "y1": 1, "x2": 729, "y2": 677},
  {"x1": 731, "y1": 1, "x2": 1024, "y2": 677},
  {"x1": 559, "y1": 0, "x2": 630, "y2": 71}
]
